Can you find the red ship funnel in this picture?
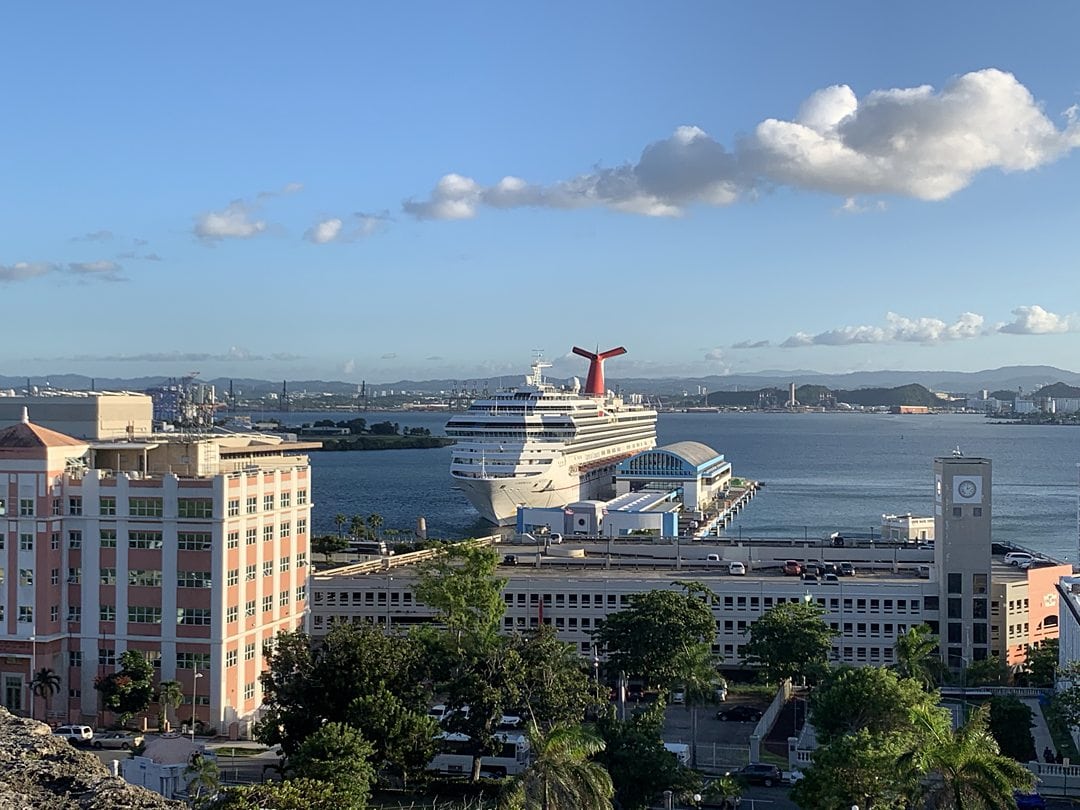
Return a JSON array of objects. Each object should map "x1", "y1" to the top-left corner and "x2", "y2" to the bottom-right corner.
[{"x1": 572, "y1": 346, "x2": 627, "y2": 396}]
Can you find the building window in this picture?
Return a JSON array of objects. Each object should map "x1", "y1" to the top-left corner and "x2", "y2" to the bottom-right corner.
[
  {"x1": 19, "y1": 498, "x2": 34, "y2": 516},
  {"x1": 99, "y1": 648, "x2": 116, "y2": 666},
  {"x1": 947, "y1": 598, "x2": 962, "y2": 619},
  {"x1": 279, "y1": 557, "x2": 290, "y2": 573},
  {"x1": 67, "y1": 605, "x2": 81, "y2": 622},
  {"x1": 244, "y1": 682, "x2": 256, "y2": 701},
  {"x1": 68, "y1": 567, "x2": 81, "y2": 585},
  {"x1": 128, "y1": 606, "x2": 163, "y2": 624},
  {"x1": 52, "y1": 497, "x2": 62, "y2": 516},
  {"x1": 296, "y1": 552, "x2": 307, "y2": 568},
  {"x1": 69, "y1": 651, "x2": 82, "y2": 667},
  {"x1": 129, "y1": 497, "x2": 163, "y2": 517},
  {"x1": 280, "y1": 492, "x2": 291, "y2": 508},
  {"x1": 245, "y1": 564, "x2": 256, "y2": 581},
  {"x1": 177, "y1": 498, "x2": 213, "y2": 519},
  {"x1": 279, "y1": 522, "x2": 290, "y2": 539},
  {"x1": 227, "y1": 531, "x2": 239, "y2": 549},
  {"x1": 263, "y1": 494, "x2": 274, "y2": 511},
  {"x1": 98, "y1": 529, "x2": 117, "y2": 548},
  {"x1": 19, "y1": 534, "x2": 33, "y2": 551},
  {"x1": 68, "y1": 496, "x2": 83, "y2": 516},
  {"x1": 227, "y1": 568, "x2": 239, "y2": 586},
  {"x1": 973, "y1": 598, "x2": 988, "y2": 620},
  {"x1": 18, "y1": 568, "x2": 33, "y2": 586},
  {"x1": 952, "y1": 506, "x2": 962, "y2": 517},
  {"x1": 227, "y1": 605, "x2": 238, "y2": 623},
  {"x1": 227, "y1": 499, "x2": 240, "y2": 517},
  {"x1": 176, "y1": 652, "x2": 211, "y2": 669},
  {"x1": 262, "y1": 595, "x2": 273, "y2": 613},
  {"x1": 68, "y1": 530, "x2": 82, "y2": 549},
  {"x1": 244, "y1": 642, "x2": 256, "y2": 660},
  {"x1": 129, "y1": 569, "x2": 163, "y2": 587},
  {"x1": 246, "y1": 496, "x2": 258, "y2": 514},
  {"x1": 100, "y1": 605, "x2": 117, "y2": 621},
  {"x1": 279, "y1": 590, "x2": 290, "y2": 607},
  {"x1": 296, "y1": 584, "x2": 306, "y2": 603},
  {"x1": 50, "y1": 568, "x2": 59, "y2": 585},
  {"x1": 50, "y1": 531, "x2": 61, "y2": 550},
  {"x1": 947, "y1": 573, "x2": 962, "y2": 594},
  {"x1": 245, "y1": 528, "x2": 257, "y2": 545},
  {"x1": 50, "y1": 605, "x2": 58, "y2": 622},
  {"x1": 262, "y1": 561, "x2": 273, "y2": 578},
  {"x1": 263, "y1": 525, "x2": 274, "y2": 542},
  {"x1": 177, "y1": 608, "x2": 212, "y2": 625},
  {"x1": 972, "y1": 573, "x2": 988, "y2": 595},
  {"x1": 144, "y1": 650, "x2": 162, "y2": 668},
  {"x1": 100, "y1": 496, "x2": 116, "y2": 516},
  {"x1": 297, "y1": 489, "x2": 307, "y2": 505},
  {"x1": 226, "y1": 649, "x2": 238, "y2": 667},
  {"x1": 973, "y1": 507, "x2": 983, "y2": 517},
  {"x1": 178, "y1": 571, "x2": 212, "y2": 588},
  {"x1": 128, "y1": 530, "x2": 163, "y2": 550},
  {"x1": 297, "y1": 518, "x2": 307, "y2": 536},
  {"x1": 178, "y1": 532, "x2": 212, "y2": 551},
  {"x1": 245, "y1": 600, "x2": 256, "y2": 617}
]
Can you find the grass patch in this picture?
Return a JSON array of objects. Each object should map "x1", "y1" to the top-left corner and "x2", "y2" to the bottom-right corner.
[
  {"x1": 1043, "y1": 698, "x2": 1080, "y2": 762},
  {"x1": 727, "y1": 685, "x2": 778, "y2": 702},
  {"x1": 212, "y1": 746, "x2": 267, "y2": 758}
]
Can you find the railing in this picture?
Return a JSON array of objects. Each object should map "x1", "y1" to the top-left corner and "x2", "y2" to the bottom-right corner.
[
  {"x1": 1024, "y1": 761, "x2": 1080, "y2": 797},
  {"x1": 749, "y1": 679, "x2": 793, "y2": 762},
  {"x1": 313, "y1": 535, "x2": 501, "y2": 580}
]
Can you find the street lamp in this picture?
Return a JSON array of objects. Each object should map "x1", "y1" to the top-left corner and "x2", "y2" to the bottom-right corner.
[
  {"x1": 593, "y1": 655, "x2": 599, "y2": 684},
  {"x1": 191, "y1": 670, "x2": 204, "y2": 741}
]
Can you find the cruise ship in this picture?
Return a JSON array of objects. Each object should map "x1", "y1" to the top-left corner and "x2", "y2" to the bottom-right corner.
[{"x1": 447, "y1": 347, "x2": 658, "y2": 525}]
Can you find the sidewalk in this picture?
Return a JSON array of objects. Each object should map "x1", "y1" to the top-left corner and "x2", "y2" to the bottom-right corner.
[{"x1": 1024, "y1": 697, "x2": 1059, "y2": 763}]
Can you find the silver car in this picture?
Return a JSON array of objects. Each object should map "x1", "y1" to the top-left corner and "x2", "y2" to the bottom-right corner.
[{"x1": 91, "y1": 730, "x2": 144, "y2": 750}]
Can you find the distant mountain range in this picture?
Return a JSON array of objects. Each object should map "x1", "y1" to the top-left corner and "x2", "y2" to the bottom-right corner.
[{"x1": 2, "y1": 365, "x2": 1078, "y2": 398}]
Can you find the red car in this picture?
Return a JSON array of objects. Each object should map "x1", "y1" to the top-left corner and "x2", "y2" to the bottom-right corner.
[{"x1": 782, "y1": 560, "x2": 802, "y2": 576}]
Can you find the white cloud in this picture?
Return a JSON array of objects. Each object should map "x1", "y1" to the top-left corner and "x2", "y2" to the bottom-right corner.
[
  {"x1": 999, "y1": 305, "x2": 1080, "y2": 334},
  {"x1": 44, "y1": 347, "x2": 303, "y2": 362},
  {"x1": 782, "y1": 311, "x2": 986, "y2": 347},
  {"x1": 69, "y1": 229, "x2": 114, "y2": 243},
  {"x1": 404, "y1": 69, "x2": 1080, "y2": 220},
  {"x1": 0, "y1": 262, "x2": 57, "y2": 282},
  {"x1": 731, "y1": 339, "x2": 771, "y2": 349},
  {"x1": 194, "y1": 201, "x2": 267, "y2": 242},
  {"x1": 305, "y1": 212, "x2": 389, "y2": 244},
  {"x1": 380, "y1": 353, "x2": 398, "y2": 360},
  {"x1": 342, "y1": 359, "x2": 356, "y2": 375},
  {"x1": 67, "y1": 260, "x2": 125, "y2": 281}
]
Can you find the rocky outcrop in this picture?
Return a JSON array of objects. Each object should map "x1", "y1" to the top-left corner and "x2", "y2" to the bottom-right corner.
[{"x1": 0, "y1": 709, "x2": 182, "y2": 809}]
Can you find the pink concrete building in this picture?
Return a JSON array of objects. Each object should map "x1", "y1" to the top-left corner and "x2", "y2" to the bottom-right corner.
[{"x1": 0, "y1": 408, "x2": 316, "y2": 737}]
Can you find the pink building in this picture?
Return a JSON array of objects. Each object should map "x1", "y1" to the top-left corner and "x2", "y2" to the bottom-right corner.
[{"x1": 0, "y1": 408, "x2": 316, "y2": 737}]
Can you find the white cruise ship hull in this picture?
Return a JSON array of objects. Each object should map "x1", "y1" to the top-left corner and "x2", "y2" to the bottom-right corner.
[{"x1": 455, "y1": 463, "x2": 621, "y2": 525}]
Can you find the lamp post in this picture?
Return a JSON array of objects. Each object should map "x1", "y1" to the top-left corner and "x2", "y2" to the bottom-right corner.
[
  {"x1": 191, "y1": 670, "x2": 204, "y2": 741},
  {"x1": 385, "y1": 573, "x2": 394, "y2": 631},
  {"x1": 593, "y1": 655, "x2": 599, "y2": 685}
]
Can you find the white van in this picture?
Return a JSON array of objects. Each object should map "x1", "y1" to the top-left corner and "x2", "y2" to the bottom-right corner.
[
  {"x1": 1005, "y1": 552, "x2": 1034, "y2": 567},
  {"x1": 427, "y1": 731, "x2": 530, "y2": 778}
]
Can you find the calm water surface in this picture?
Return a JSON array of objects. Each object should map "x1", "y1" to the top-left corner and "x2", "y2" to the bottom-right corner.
[{"x1": 257, "y1": 410, "x2": 1080, "y2": 562}]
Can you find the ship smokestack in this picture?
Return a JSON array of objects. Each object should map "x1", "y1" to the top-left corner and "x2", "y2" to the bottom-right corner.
[{"x1": 572, "y1": 346, "x2": 627, "y2": 397}]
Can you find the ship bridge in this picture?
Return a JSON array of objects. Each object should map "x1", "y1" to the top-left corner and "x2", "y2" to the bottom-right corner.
[{"x1": 615, "y1": 441, "x2": 732, "y2": 510}]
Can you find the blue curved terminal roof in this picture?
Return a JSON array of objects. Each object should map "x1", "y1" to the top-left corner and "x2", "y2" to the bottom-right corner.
[{"x1": 616, "y1": 441, "x2": 729, "y2": 477}]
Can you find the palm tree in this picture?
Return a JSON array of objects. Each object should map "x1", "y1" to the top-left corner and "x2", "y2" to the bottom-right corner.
[
  {"x1": 157, "y1": 680, "x2": 184, "y2": 731},
  {"x1": 349, "y1": 514, "x2": 368, "y2": 542},
  {"x1": 184, "y1": 753, "x2": 220, "y2": 808},
  {"x1": 893, "y1": 623, "x2": 941, "y2": 689},
  {"x1": 334, "y1": 513, "x2": 348, "y2": 538},
  {"x1": 30, "y1": 667, "x2": 61, "y2": 722},
  {"x1": 898, "y1": 704, "x2": 1035, "y2": 809},
  {"x1": 700, "y1": 774, "x2": 742, "y2": 809},
  {"x1": 671, "y1": 642, "x2": 722, "y2": 767},
  {"x1": 502, "y1": 723, "x2": 613, "y2": 810},
  {"x1": 367, "y1": 512, "x2": 384, "y2": 541}
]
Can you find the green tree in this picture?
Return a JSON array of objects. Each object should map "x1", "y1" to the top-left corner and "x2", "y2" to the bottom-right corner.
[
  {"x1": 157, "y1": 679, "x2": 185, "y2": 731},
  {"x1": 291, "y1": 722, "x2": 375, "y2": 806},
  {"x1": 345, "y1": 686, "x2": 439, "y2": 785},
  {"x1": 741, "y1": 600, "x2": 832, "y2": 684},
  {"x1": 334, "y1": 513, "x2": 348, "y2": 537},
  {"x1": 964, "y1": 657, "x2": 1010, "y2": 687},
  {"x1": 670, "y1": 642, "x2": 722, "y2": 767},
  {"x1": 700, "y1": 775, "x2": 742, "y2": 809},
  {"x1": 311, "y1": 534, "x2": 350, "y2": 562},
  {"x1": 185, "y1": 753, "x2": 221, "y2": 809},
  {"x1": 502, "y1": 723, "x2": 613, "y2": 810},
  {"x1": 211, "y1": 778, "x2": 356, "y2": 810},
  {"x1": 413, "y1": 542, "x2": 506, "y2": 647},
  {"x1": 508, "y1": 626, "x2": 605, "y2": 730},
  {"x1": 792, "y1": 729, "x2": 912, "y2": 810},
  {"x1": 988, "y1": 696, "x2": 1036, "y2": 762},
  {"x1": 898, "y1": 704, "x2": 1035, "y2": 809},
  {"x1": 594, "y1": 705, "x2": 697, "y2": 810},
  {"x1": 94, "y1": 649, "x2": 156, "y2": 723},
  {"x1": 593, "y1": 588, "x2": 715, "y2": 687},
  {"x1": 809, "y1": 665, "x2": 938, "y2": 745},
  {"x1": 1020, "y1": 639, "x2": 1058, "y2": 687},
  {"x1": 349, "y1": 514, "x2": 368, "y2": 541},
  {"x1": 30, "y1": 667, "x2": 61, "y2": 722},
  {"x1": 366, "y1": 513, "x2": 383, "y2": 540},
  {"x1": 893, "y1": 623, "x2": 942, "y2": 689}
]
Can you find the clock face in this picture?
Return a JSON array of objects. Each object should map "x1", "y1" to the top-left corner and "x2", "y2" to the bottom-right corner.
[{"x1": 958, "y1": 480, "x2": 977, "y2": 498}]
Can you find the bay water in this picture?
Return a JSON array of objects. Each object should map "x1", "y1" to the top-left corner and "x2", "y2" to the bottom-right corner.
[{"x1": 259, "y1": 411, "x2": 1080, "y2": 562}]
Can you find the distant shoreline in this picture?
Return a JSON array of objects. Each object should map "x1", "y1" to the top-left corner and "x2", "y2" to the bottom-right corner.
[{"x1": 312, "y1": 435, "x2": 455, "y2": 451}]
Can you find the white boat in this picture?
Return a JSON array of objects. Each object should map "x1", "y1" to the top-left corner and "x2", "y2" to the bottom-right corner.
[{"x1": 447, "y1": 346, "x2": 658, "y2": 525}]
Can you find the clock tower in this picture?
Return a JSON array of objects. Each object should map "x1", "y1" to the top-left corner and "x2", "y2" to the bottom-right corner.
[{"x1": 934, "y1": 455, "x2": 993, "y2": 670}]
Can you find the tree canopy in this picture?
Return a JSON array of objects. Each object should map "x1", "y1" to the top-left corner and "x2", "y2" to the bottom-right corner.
[
  {"x1": 741, "y1": 600, "x2": 832, "y2": 684},
  {"x1": 94, "y1": 650, "x2": 155, "y2": 723},
  {"x1": 809, "y1": 665, "x2": 938, "y2": 745},
  {"x1": 592, "y1": 587, "x2": 715, "y2": 687},
  {"x1": 413, "y1": 542, "x2": 506, "y2": 647}
]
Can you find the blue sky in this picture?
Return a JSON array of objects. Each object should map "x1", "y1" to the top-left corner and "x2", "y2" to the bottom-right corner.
[{"x1": 3, "y1": 2, "x2": 1079, "y2": 384}]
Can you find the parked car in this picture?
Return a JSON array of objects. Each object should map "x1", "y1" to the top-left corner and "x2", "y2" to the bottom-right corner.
[
  {"x1": 92, "y1": 730, "x2": 144, "y2": 750},
  {"x1": 53, "y1": 725, "x2": 94, "y2": 744},
  {"x1": 817, "y1": 561, "x2": 838, "y2": 575},
  {"x1": 782, "y1": 560, "x2": 802, "y2": 576},
  {"x1": 917, "y1": 541, "x2": 935, "y2": 550},
  {"x1": 730, "y1": 762, "x2": 783, "y2": 787},
  {"x1": 728, "y1": 561, "x2": 746, "y2": 576},
  {"x1": 800, "y1": 572, "x2": 819, "y2": 583},
  {"x1": 548, "y1": 533, "x2": 563, "y2": 544},
  {"x1": 716, "y1": 705, "x2": 763, "y2": 722},
  {"x1": 1004, "y1": 552, "x2": 1034, "y2": 567},
  {"x1": 1014, "y1": 791, "x2": 1046, "y2": 809},
  {"x1": 501, "y1": 554, "x2": 518, "y2": 566},
  {"x1": 714, "y1": 684, "x2": 728, "y2": 702},
  {"x1": 670, "y1": 689, "x2": 686, "y2": 705},
  {"x1": 839, "y1": 562, "x2": 856, "y2": 576},
  {"x1": 822, "y1": 573, "x2": 840, "y2": 583},
  {"x1": 803, "y1": 561, "x2": 822, "y2": 577}
]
